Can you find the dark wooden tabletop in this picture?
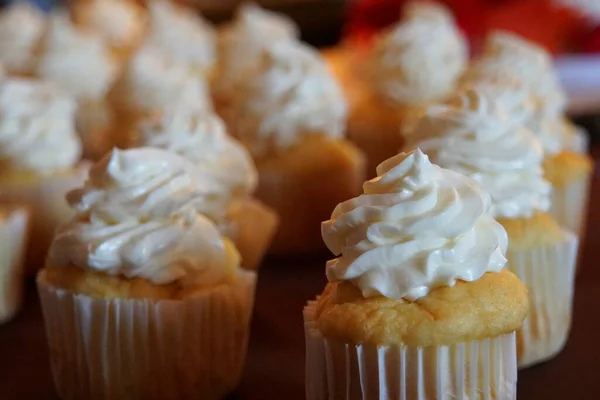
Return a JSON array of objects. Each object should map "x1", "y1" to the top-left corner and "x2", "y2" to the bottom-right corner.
[{"x1": 1, "y1": 151, "x2": 599, "y2": 400}]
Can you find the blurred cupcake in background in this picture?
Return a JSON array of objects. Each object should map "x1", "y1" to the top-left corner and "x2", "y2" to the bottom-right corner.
[
  {"x1": 38, "y1": 148, "x2": 256, "y2": 399},
  {"x1": 35, "y1": 13, "x2": 119, "y2": 162},
  {"x1": 135, "y1": 105, "x2": 278, "y2": 270},
  {"x1": 213, "y1": 2, "x2": 299, "y2": 121},
  {"x1": 0, "y1": 77, "x2": 88, "y2": 272},
  {"x1": 144, "y1": 0, "x2": 215, "y2": 78},
  {"x1": 227, "y1": 40, "x2": 365, "y2": 255},
  {"x1": 305, "y1": 149, "x2": 528, "y2": 398},
  {"x1": 0, "y1": 205, "x2": 30, "y2": 324},
  {"x1": 407, "y1": 87, "x2": 578, "y2": 368},
  {"x1": 0, "y1": 1, "x2": 46, "y2": 77},
  {"x1": 71, "y1": 0, "x2": 147, "y2": 62}
]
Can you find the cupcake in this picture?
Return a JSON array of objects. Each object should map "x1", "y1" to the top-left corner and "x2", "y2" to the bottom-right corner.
[
  {"x1": 0, "y1": 2, "x2": 46, "y2": 76},
  {"x1": 144, "y1": 0, "x2": 215, "y2": 77},
  {"x1": 0, "y1": 77, "x2": 88, "y2": 271},
  {"x1": 305, "y1": 149, "x2": 528, "y2": 399},
  {"x1": 0, "y1": 205, "x2": 30, "y2": 324},
  {"x1": 228, "y1": 40, "x2": 365, "y2": 255},
  {"x1": 38, "y1": 148, "x2": 256, "y2": 399},
  {"x1": 348, "y1": 1, "x2": 468, "y2": 175},
  {"x1": 71, "y1": 0, "x2": 146, "y2": 61},
  {"x1": 109, "y1": 44, "x2": 212, "y2": 149},
  {"x1": 136, "y1": 105, "x2": 278, "y2": 270},
  {"x1": 213, "y1": 2, "x2": 298, "y2": 120},
  {"x1": 407, "y1": 87, "x2": 578, "y2": 367},
  {"x1": 35, "y1": 13, "x2": 119, "y2": 161}
]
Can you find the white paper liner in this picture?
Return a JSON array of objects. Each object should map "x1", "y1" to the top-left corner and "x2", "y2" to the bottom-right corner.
[
  {"x1": 0, "y1": 163, "x2": 90, "y2": 272},
  {"x1": 505, "y1": 231, "x2": 578, "y2": 369},
  {"x1": 304, "y1": 302, "x2": 518, "y2": 400},
  {"x1": 0, "y1": 207, "x2": 30, "y2": 323},
  {"x1": 37, "y1": 269, "x2": 256, "y2": 400},
  {"x1": 550, "y1": 175, "x2": 591, "y2": 237}
]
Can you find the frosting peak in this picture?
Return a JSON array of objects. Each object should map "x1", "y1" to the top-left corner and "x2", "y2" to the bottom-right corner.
[
  {"x1": 365, "y1": 2, "x2": 467, "y2": 105},
  {"x1": 231, "y1": 40, "x2": 347, "y2": 158},
  {"x1": 51, "y1": 148, "x2": 230, "y2": 286},
  {"x1": 408, "y1": 88, "x2": 551, "y2": 218},
  {"x1": 322, "y1": 149, "x2": 508, "y2": 300}
]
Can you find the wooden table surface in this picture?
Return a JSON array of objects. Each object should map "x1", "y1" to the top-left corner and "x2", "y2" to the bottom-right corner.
[{"x1": 1, "y1": 158, "x2": 600, "y2": 400}]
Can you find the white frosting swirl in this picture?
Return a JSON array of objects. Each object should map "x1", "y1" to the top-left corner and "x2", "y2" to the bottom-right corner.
[
  {"x1": 36, "y1": 13, "x2": 118, "y2": 100},
  {"x1": 73, "y1": 0, "x2": 145, "y2": 49},
  {"x1": 117, "y1": 45, "x2": 211, "y2": 113},
  {"x1": 145, "y1": 0, "x2": 215, "y2": 73},
  {"x1": 0, "y1": 78, "x2": 82, "y2": 174},
  {"x1": 408, "y1": 88, "x2": 551, "y2": 218},
  {"x1": 0, "y1": 2, "x2": 46, "y2": 75},
  {"x1": 231, "y1": 40, "x2": 347, "y2": 158},
  {"x1": 139, "y1": 106, "x2": 257, "y2": 209},
  {"x1": 366, "y1": 2, "x2": 467, "y2": 105},
  {"x1": 50, "y1": 148, "x2": 229, "y2": 286},
  {"x1": 322, "y1": 150, "x2": 508, "y2": 300}
]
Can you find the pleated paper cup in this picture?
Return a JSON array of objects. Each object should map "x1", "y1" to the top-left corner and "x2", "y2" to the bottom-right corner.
[
  {"x1": 37, "y1": 269, "x2": 257, "y2": 400},
  {"x1": 550, "y1": 176, "x2": 591, "y2": 237},
  {"x1": 0, "y1": 207, "x2": 30, "y2": 324},
  {"x1": 505, "y1": 231, "x2": 578, "y2": 369},
  {"x1": 304, "y1": 301, "x2": 518, "y2": 400}
]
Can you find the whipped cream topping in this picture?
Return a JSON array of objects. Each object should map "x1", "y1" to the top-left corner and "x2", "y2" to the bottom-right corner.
[
  {"x1": 145, "y1": 0, "x2": 215, "y2": 73},
  {"x1": 139, "y1": 106, "x2": 257, "y2": 209},
  {"x1": 365, "y1": 2, "x2": 467, "y2": 105},
  {"x1": 36, "y1": 13, "x2": 118, "y2": 100},
  {"x1": 214, "y1": 2, "x2": 298, "y2": 98},
  {"x1": 0, "y1": 78, "x2": 82, "y2": 174},
  {"x1": 117, "y1": 45, "x2": 211, "y2": 113},
  {"x1": 231, "y1": 40, "x2": 347, "y2": 158},
  {"x1": 322, "y1": 150, "x2": 508, "y2": 300},
  {"x1": 408, "y1": 88, "x2": 551, "y2": 218},
  {"x1": 73, "y1": 0, "x2": 145, "y2": 49},
  {"x1": 0, "y1": 2, "x2": 46, "y2": 75},
  {"x1": 50, "y1": 148, "x2": 230, "y2": 286}
]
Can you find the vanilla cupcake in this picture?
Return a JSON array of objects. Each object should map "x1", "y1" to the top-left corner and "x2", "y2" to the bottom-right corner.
[
  {"x1": 408, "y1": 88, "x2": 578, "y2": 367},
  {"x1": 35, "y1": 13, "x2": 119, "y2": 161},
  {"x1": 71, "y1": 0, "x2": 146, "y2": 61},
  {"x1": 0, "y1": 2, "x2": 46, "y2": 76},
  {"x1": 109, "y1": 45, "x2": 212, "y2": 149},
  {"x1": 144, "y1": 0, "x2": 215, "y2": 77},
  {"x1": 0, "y1": 77, "x2": 88, "y2": 271},
  {"x1": 228, "y1": 40, "x2": 365, "y2": 255},
  {"x1": 136, "y1": 106, "x2": 278, "y2": 270},
  {"x1": 213, "y1": 2, "x2": 298, "y2": 119},
  {"x1": 348, "y1": 1, "x2": 468, "y2": 175},
  {"x1": 38, "y1": 148, "x2": 256, "y2": 399},
  {"x1": 305, "y1": 149, "x2": 528, "y2": 399},
  {"x1": 0, "y1": 205, "x2": 30, "y2": 324}
]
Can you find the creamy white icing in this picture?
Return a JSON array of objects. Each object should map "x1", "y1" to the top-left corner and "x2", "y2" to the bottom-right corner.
[
  {"x1": 231, "y1": 40, "x2": 347, "y2": 158},
  {"x1": 0, "y1": 78, "x2": 82, "y2": 174},
  {"x1": 50, "y1": 148, "x2": 229, "y2": 286},
  {"x1": 138, "y1": 106, "x2": 257, "y2": 209},
  {"x1": 118, "y1": 45, "x2": 212, "y2": 113},
  {"x1": 407, "y1": 88, "x2": 551, "y2": 218},
  {"x1": 145, "y1": 0, "x2": 215, "y2": 73},
  {"x1": 214, "y1": 2, "x2": 298, "y2": 98},
  {"x1": 365, "y1": 2, "x2": 467, "y2": 105},
  {"x1": 36, "y1": 13, "x2": 118, "y2": 100},
  {"x1": 322, "y1": 149, "x2": 508, "y2": 300},
  {"x1": 73, "y1": 0, "x2": 145, "y2": 49},
  {"x1": 0, "y1": 2, "x2": 46, "y2": 75}
]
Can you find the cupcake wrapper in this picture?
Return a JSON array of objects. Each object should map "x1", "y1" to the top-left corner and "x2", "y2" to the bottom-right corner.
[
  {"x1": 38, "y1": 270, "x2": 257, "y2": 400},
  {"x1": 0, "y1": 207, "x2": 30, "y2": 323},
  {"x1": 304, "y1": 302, "x2": 518, "y2": 400},
  {"x1": 506, "y1": 232, "x2": 578, "y2": 369},
  {"x1": 567, "y1": 126, "x2": 590, "y2": 155},
  {"x1": 550, "y1": 175, "x2": 591, "y2": 236}
]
